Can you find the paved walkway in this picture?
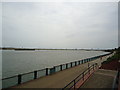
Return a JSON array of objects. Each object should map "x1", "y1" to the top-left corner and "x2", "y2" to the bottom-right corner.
[
  {"x1": 80, "y1": 69, "x2": 117, "y2": 88},
  {"x1": 12, "y1": 54, "x2": 113, "y2": 88}
]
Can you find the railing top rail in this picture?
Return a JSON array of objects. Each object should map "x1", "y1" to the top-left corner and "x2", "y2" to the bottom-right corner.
[
  {"x1": 36, "y1": 68, "x2": 47, "y2": 72},
  {"x1": 52, "y1": 52, "x2": 111, "y2": 68},
  {"x1": 73, "y1": 64, "x2": 94, "y2": 80},
  {"x1": 2, "y1": 75, "x2": 17, "y2": 80},
  {"x1": 2, "y1": 68, "x2": 47, "y2": 80}
]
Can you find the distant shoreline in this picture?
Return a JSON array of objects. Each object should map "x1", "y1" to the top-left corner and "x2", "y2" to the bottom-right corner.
[
  {"x1": 0, "y1": 47, "x2": 111, "y2": 52},
  {"x1": 14, "y1": 49, "x2": 35, "y2": 51}
]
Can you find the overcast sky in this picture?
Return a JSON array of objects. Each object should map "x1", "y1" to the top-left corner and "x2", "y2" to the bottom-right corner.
[{"x1": 2, "y1": 2, "x2": 118, "y2": 49}]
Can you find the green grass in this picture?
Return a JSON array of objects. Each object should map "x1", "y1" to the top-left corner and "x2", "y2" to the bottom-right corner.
[{"x1": 102, "y1": 47, "x2": 120, "y2": 64}]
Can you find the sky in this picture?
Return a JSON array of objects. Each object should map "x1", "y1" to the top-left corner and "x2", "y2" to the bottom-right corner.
[
  {"x1": 1, "y1": 2, "x2": 118, "y2": 49},
  {"x1": 118, "y1": 2, "x2": 120, "y2": 47}
]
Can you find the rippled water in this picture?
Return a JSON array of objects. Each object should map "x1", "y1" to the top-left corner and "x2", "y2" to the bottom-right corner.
[{"x1": 2, "y1": 50, "x2": 108, "y2": 78}]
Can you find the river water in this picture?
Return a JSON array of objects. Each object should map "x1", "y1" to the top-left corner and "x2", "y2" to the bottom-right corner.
[{"x1": 2, "y1": 50, "x2": 108, "y2": 78}]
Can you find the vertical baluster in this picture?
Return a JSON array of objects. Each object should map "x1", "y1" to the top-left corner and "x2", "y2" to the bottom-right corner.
[
  {"x1": 81, "y1": 60, "x2": 83, "y2": 64},
  {"x1": 66, "y1": 63, "x2": 68, "y2": 69},
  {"x1": 89, "y1": 67, "x2": 90, "y2": 74},
  {"x1": 60, "y1": 65, "x2": 62, "y2": 71},
  {"x1": 74, "y1": 80, "x2": 76, "y2": 89},
  {"x1": 46, "y1": 68, "x2": 48, "y2": 76},
  {"x1": 82, "y1": 72, "x2": 84, "y2": 81},
  {"x1": 88, "y1": 63, "x2": 89, "y2": 68},
  {"x1": 53, "y1": 66, "x2": 56, "y2": 73},
  {"x1": 34, "y1": 71, "x2": 37, "y2": 79},
  {"x1": 18, "y1": 74, "x2": 22, "y2": 84},
  {"x1": 79, "y1": 61, "x2": 80, "y2": 65}
]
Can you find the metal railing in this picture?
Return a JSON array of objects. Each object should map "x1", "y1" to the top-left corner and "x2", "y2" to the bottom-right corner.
[
  {"x1": 62, "y1": 63, "x2": 98, "y2": 90},
  {"x1": 2, "y1": 52, "x2": 112, "y2": 89}
]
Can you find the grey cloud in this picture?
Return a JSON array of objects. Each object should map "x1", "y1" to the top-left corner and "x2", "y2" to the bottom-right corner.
[{"x1": 2, "y1": 2, "x2": 118, "y2": 49}]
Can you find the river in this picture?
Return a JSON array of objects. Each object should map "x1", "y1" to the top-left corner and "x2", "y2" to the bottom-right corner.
[{"x1": 2, "y1": 50, "x2": 108, "y2": 78}]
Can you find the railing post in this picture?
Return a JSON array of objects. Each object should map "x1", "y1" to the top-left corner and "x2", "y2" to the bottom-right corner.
[
  {"x1": 60, "y1": 65, "x2": 62, "y2": 71},
  {"x1": 34, "y1": 71, "x2": 37, "y2": 79},
  {"x1": 66, "y1": 63, "x2": 68, "y2": 69},
  {"x1": 88, "y1": 63, "x2": 89, "y2": 68},
  {"x1": 18, "y1": 74, "x2": 22, "y2": 84},
  {"x1": 79, "y1": 61, "x2": 80, "y2": 65},
  {"x1": 82, "y1": 72, "x2": 84, "y2": 81},
  {"x1": 74, "y1": 80, "x2": 76, "y2": 90},
  {"x1": 93, "y1": 64, "x2": 94, "y2": 70},
  {"x1": 46, "y1": 68, "x2": 48, "y2": 76},
  {"x1": 71, "y1": 62, "x2": 72, "y2": 67},
  {"x1": 89, "y1": 67, "x2": 90, "y2": 74},
  {"x1": 95, "y1": 63, "x2": 98, "y2": 69},
  {"x1": 54, "y1": 66, "x2": 56, "y2": 72}
]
